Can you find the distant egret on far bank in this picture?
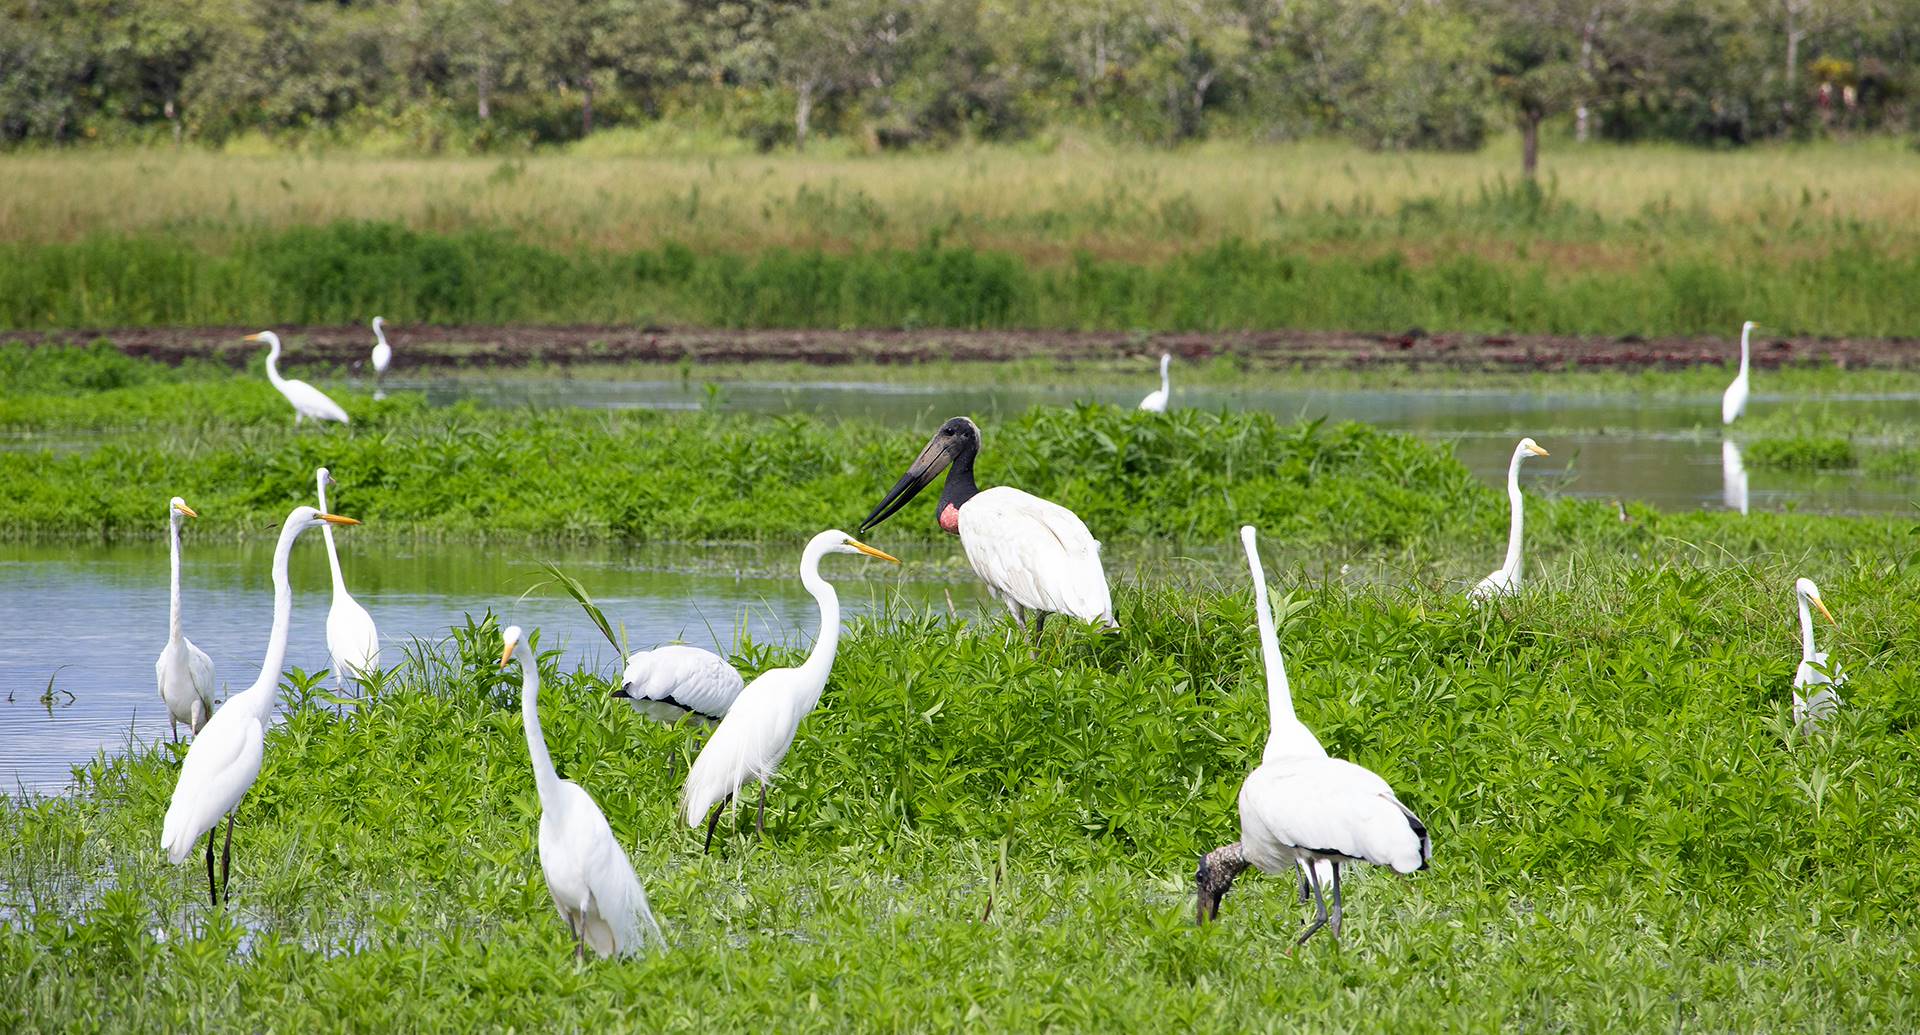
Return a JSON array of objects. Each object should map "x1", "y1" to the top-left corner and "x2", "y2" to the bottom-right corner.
[
  {"x1": 1469, "y1": 438, "x2": 1549, "y2": 601},
  {"x1": 370, "y1": 317, "x2": 392, "y2": 376},
  {"x1": 154, "y1": 496, "x2": 215, "y2": 741},
  {"x1": 1791, "y1": 578, "x2": 1844, "y2": 732},
  {"x1": 1139, "y1": 353, "x2": 1171, "y2": 412},
  {"x1": 1722, "y1": 320, "x2": 1756, "y2": 425},
  {"x1": 246, "y1": 331, "x2": 349, "y2": 425}
]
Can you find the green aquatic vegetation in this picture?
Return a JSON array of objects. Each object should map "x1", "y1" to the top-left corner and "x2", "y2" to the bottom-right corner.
[
  {"x1": 1744, "y1": 437, "x2": 1860, "y2": 471},
  {"x1": 3, "y1": 543, "x2": 1918, "y2": 1029}
]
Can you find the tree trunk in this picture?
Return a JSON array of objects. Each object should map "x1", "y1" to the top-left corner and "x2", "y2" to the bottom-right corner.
[
  {"x1": 477, "y1": 66, "x2": 492, "y2": 121},
  {"x1": 1521, "y1": 111, "x2": 1541, "y2": 179},
  {"x1": 581, "y1": 76, "x2": 594, "y2": 137},
  {"x1": 166, "y1": 97, "x2": 181, "y2": 147},
  {"x1": 795, "y1": 80, "x2": 814, "y2": 151}
]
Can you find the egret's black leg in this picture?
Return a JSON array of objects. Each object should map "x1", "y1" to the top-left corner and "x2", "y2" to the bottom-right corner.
[
  {"x1": 1330, "y1": 865, "x2": 1345, "y2": 940},
  {"x1": 702, "y1": 794, "x2": 732, "y2": 855},
  {"x1": 204, "y1": 827, "x2": 218, "y2": 906},
  {"x1": 1298, "y1": 865, "x2": 1331, "y2": 945},
  {"x1": 755, "y1": 783, "x2": 767, "y2": 836},
  {"x1": 219, "y1": 815, "x2": 234, "y2": 902},
  {"x1": 1032, "y1": 612, "x2": 1048, "y2": 645}
]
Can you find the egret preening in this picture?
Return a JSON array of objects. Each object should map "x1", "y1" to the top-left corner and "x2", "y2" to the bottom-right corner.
[
  {"x1": 1195, "y1": 526, "x2": 1429, "y2": 943},
  {"x1": 316, "y1": 468, "x2": 380, "y2": 691},
  {"x1": 245, "y1": 331, "x2": 349, "y2": 425},
  {"x1": 859, "y1": 416, "x2": 1115, "y2": 640},
  {"x1": 614, "y1": 645, "x2": 745, "y2": 725},
  {"x1": 1791, "y1": 578, "x2": 1844, "y2": 732},
  {"x1": 1138, "y1": 353, "x2": 1171, "y2": 412},
  {"x1": 682, "y1": 530, "x2": 898, "y2": 852},
  {"x1": 160, "y1": 506, "x2": 358, "y2": 905},
  {"x1": 154, "y1": 496, "x2": 216, "y2": 741},
  {"x1": 1722, "y1": 320, "x2": 1756, "y2": 425},
  {"x1": 1469, "y1": 438, "x2": 1550, "y2": 602},
  {"x1": 370, "y1": 316, "x2": 392, "y2": 376},
  {"x1": 500, "y1": 625, "x2": 664, "y2": 959}
]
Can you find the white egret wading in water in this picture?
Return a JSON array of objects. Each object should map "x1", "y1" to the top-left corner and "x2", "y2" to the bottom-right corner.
[
  {"x1": 1196, "y1": 526, "x2": 1430, "y2": 943},
  {"x1": 245, "y1": 331, "x2": 349, "y2": 425},
  {"x1": 615, "y1": 645, "x2": 745, "y2": 725},
  {"x1": 154, "y1": 496, "x2": 216, "y2": 741},
  {"x1": 160, "y1": 506, "x2": 358, "y2": 905},
  {"x1": 682, "y1": 530, "x2": 898, "y2": 852},
  {"x1": 315, "y1": 468, "x2": 380, "y2": 689},
  {"x1": 1722, "y1": 320, "x2": 1757, "y2": 425},
  {"x1": 1138, "y1": 353, "x2": 1171, "y2": 412},
  {"x1": 1469, "y1": 438, "x2": 1550, "y2": 601},
  {"x1": 500, "y1": 626, "x2": 664, "y2": 959},
  {"x1": 860, "y1": 417, "x2": 1114, "y2": 640},
  {"x1": 370, "y1": 317, "x2": 393, "y2": 399},
  {"x1": 1791, "y1": 578, "x2": 1844, "y2": 732}
]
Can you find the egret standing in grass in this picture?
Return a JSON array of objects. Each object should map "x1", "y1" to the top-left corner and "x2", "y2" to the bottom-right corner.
[
  {"x1": 1791, "y1": 578, "x2": 1844, "y2": 732},
  {"x1": 154, "y1": 496, "x2": 216, "y2": 741},
  {"x1": 499, "y1": 625, "x2": 664, "y2": 959},
  {"x1": 160, "y1": 506, "x2": 358, "y2": 905},
  {"x1": 860, "y1": 417, "x2": 1114, "y2": 640},
  {"x1": 1469, "y1": 438, "x2": 1550, "y2": 601},
  {"x1": 316, "y1": 468, "x2": 380, "y2": 690},
  {"x1": 615, "y1": 645, "x2": 745, "y2": 725},
  {"x1": 1195, "y1": 526, "x2": 1430, "y2": 943},
  {"x1": 683, "y1": 530, "x2": 898, "y2": 852},
  {"x1": 370, "y1": 317, "x2": 393, "y2": 399},
  {"x1": 1722, "y1": 320, "x2": 1757, "y2": 425},
  {"x1": 1138, "y1": 353, "x2": 1171, "y2": 412},
  {"x1": 246, "y1": 331, "x2": 349, "y2": 425}
]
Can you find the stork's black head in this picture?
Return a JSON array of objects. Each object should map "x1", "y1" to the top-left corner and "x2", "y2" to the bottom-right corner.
[
  {"x1": 1194, "y1": 842, "x2": 1250, "y2": 925},
  {"x1": 859, "y1": 417, "x2": 981, "y2": 533}
]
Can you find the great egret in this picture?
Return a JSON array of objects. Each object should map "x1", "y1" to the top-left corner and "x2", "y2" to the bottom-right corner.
[
  {"x1": 160, "y1": 506, "x2": 359, "y2": 905},
  {"x1": 682, "y1": 530, "x2": 898, "y2": 851},
  {"x1": 500, "y1": 625, "x2": 665, "y2": 959},
  {"x1": 1138, "y1": 353, "x2": 1171, "y2": 412},
  {"x1": 315, "y1": 468, "x2": 380, "y2": 690},
  {"x1": 1722, "y1": 320, "x2": 1756, "y2": 425},
  {"x1": 154, "y1": 496, "x2": 216, "y2": 741},
  {"x1": 1722, "y1": 438, "x2": 1749, "y2": 516},
  {"x1": 1791, "y1": 578, "x2": 1844, "y2": 732},
  {"x1": 370, "y1": 317, "x2": 392, "y2": 376},
  {"x1": 859, "y1": 416, "x2": 1114, "y2": 640},
  {"x1": 614, "y1": 645, "x2": 745, "y2": 725},
  {"x1": 1195, "y1": 526, "x2": 1430, "y2": 943},
  {"x1": 1469, "y1": 438, "x2": 1550, "y2": 601},
  {"x1": 245, "y1": 331, "x2": 349, "y2": 425}
]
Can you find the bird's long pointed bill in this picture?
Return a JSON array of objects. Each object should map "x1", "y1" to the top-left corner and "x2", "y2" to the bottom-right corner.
[
  {"x1": 498, "y1": 640, "x2": 517, "y2": 669},
  {"x1": 859, "y1": 434, "x2": 955, "y2": 533},
  {"x1": 846, "y1": 538, "x2": 901, "y2": 564},
  {"x1": 243, "y1": 333, "x2": 265, "y2": 342},
  {"x1": 319, "y1": 513, "x2": 359, "y2": 526},
  {"x1": 1528, "y1": 446, "x2": 1551, "y2": 457},
  {"x1": 1812, "y1": 597, "x2": 1836, "y2": 626},
  {"x1": 178, "y1": 504, "x2": 199, "y2": 519}
]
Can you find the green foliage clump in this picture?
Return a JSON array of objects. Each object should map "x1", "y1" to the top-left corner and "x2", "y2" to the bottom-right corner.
[{"x1": 1745, "y1": 436, "x2": 1859, "y2": 471}]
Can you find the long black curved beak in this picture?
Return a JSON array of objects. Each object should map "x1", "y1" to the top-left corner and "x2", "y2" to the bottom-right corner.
[{"x1": 859, "y1": 432, "x2": 957, "y2": 533}]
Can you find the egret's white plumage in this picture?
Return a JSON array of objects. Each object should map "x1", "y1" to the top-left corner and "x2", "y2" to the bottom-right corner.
[
  {"x1": 1790, "y1": 578, "x2": 1844, "y2": 732},
  {"x1": 316, "y1": 468, "x2": 380, "y2": 689},
  {"x1": 370, "y1": 316, "x2": 392, "y2": 375},
  {"x1": 615, "y1": 644, "x2": 745, "y2": 724},
  {"x1": 160, "y1": 506, "x2": 358, "y2": 904},
  {"x1": 154, "y1": 496, "x2": 216, "y2": 741},
  {"x1": 1722, "y1": 320, "x2": 1756, "y2": 425},
  {"x1": 1196, "y1": 526, "x2": 1428, "y2": 941},
  {"x1": 681, "y1": 531, "x2": 898, "y2": 847},
  {"x1": 246, "y1": 331, "x2": 349, "y2": 425},
  {"x1": 1138, "y1": 352, "x2": 1171, "y2": 412},
  {"x1": 500, "y1": 626, "x2": 663, "y2": 959},
  {"x1": 859, "y1": 417, "x2": 1114, "y2": 638},
  {"x1": 1469, "y1": 438, "x2": 1549, "y2": 602}
]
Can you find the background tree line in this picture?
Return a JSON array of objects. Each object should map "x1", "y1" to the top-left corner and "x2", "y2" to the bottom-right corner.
[{"x1": 3, "y1": 0, "x2": 1915, "y2": 159}]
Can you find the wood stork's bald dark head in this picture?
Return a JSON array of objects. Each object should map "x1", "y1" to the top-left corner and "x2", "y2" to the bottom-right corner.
[{"x1": 859, "y1": 417, "x2": 982, "y2": 536}]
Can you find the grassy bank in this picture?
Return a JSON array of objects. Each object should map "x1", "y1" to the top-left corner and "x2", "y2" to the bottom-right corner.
[{"x1": 5, "y1": 546, "x2": 1918, "y2": 1028}]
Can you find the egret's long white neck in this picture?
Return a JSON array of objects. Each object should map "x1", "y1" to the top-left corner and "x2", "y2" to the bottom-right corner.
[
  {"x1": 264, "y1": 335, "x2": 287, "y2": 390},
  {"x1": 316, "y1": 477, "x2": 348, "y2": 597},
  {"x1": 795, "y1": 542, "x2": 842, "y2": 709},
  {"x1": 1500, "y1": 445, "x2": 1527, "y2": 579},
  {"x1": 519, "y1": 650, "x2": 563, "y2": 805},
  {"x1": 1738, "y1": 324, "x2": 1752, "y2": 378},
  {"x1": 167, "y1": 510, "x2": 185, "y2": 645},
  {"x1": 237, "y1": 514, "x2": 308, "y2": 720},
  {"x1": 1159, "y1": 356, "x2": 1170, "y2": 395},
  {"x1": 1240, "y1": 529, "x2": 1323, "y2": 762},
  {"x1": 1797, "y1": 592, "x2": 1818, "y2": 662},
  {"x1": 373, "y1": 319, "x2": 389, "y2": 348}
]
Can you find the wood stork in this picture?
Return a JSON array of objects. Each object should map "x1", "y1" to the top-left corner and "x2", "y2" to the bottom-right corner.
[
  {"x1": 1791, "y1": 578, "x2": 1844, "y2": 732},
  {"x1": 500, "y1": 625, "x2": 665, "y2": 959},
  {"x1": 316, "y1": 468, "x2": 380, "y2": 690},
  {"x1": 1722, "y1": 320, "x2": 1756, "y2": 425},
  {"x1": 1138, "y1": 353, "x2": 1171, "y2": 412},
  {"x1": 1195, "y1": 525, "x2": 1429, "y2": 943},
  {"x1": 245, "y1": 331, "x2": 349, "y2": 425},
  {"x1": 682, "y1": 530, "x2": 898, "y2": 852},
  {"x1": 160, "y1": 506, "x2": 358, "y2": 905},
  {"x1": 859, "y1": 416, "x2": 1115, "y2": 640},
  {"x1": 154, "y1": 496, "x2": 216, "y2": 741},
  {"x1": 614, "y1": 645, "x2": 745, "y2": 725},
  {"x1": 370, "y1": 316, "x2": 393, "y2": 376},
  {"x1": 1469, "y1": 438, "x2": 1549, "y2": 602}
]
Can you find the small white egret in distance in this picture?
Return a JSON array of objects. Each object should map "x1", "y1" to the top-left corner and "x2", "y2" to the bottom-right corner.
[
  {"x1": 245, "y1": 331, "x2": 349, "y2": 425},
  {"x1": 1791, "y1": 578, "x2": 1844, "y2": 732},
  {"x1": 682, "y1": 530, "x2": 899, "y2": 852},
  {"x1": 1469, "y1": 438, "x2": 1550, "y2": 601},
  {"x1": 1722, "y1": 438, "x2": 1749, "y2": 516},
  {"x1": 160, "y1": 506, "x2": 359, "y2": 905},
  {"x1": 615, "y1": 645, "x2": 745, "y2": 725},
  {"x1": 316, "y1": 468, "x2": 380, "y2": 691},
  {"x1": 1196, "y1": 526, "x2": 1429, "y2": 943},
  {"x1": 500, "y1": 625, "x2": 664, "y2": 959},
  {"x1": 1138, "y1": 352, "x2": 1171, "y2": 412},
  {"x1": 859, "y1": 416, "x2": 1114, "y2": 641},
  {"x1": 154, "y1": 496, "x2": 216, "y2": 741},
  {"x1": 1722, "y1": 320, "x2": 1757, "y2": 425},
  {"x1": 370, "y1": 317, "x2": 392, "y2": 375}
]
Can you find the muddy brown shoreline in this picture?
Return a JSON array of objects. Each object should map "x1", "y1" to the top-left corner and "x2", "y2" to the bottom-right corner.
[{"x1": 12, "y1": 325, "x2": 1919, "y2": 371}]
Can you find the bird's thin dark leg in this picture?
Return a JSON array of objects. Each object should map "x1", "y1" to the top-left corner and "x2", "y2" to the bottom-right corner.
[
  {"x1": 1297, "y1": 865, "x2": 1310, "y2": 905},
  {"x1": 219, "y1": 815, "x2": 234, "y2": 902},
  {"x1": 702, "y1": 794, "x2": 732, "y2": 855},
  {"x1": 204, "y1": 828, "x2": 218, "y2": 906},
  {"x1": 1329, "y1": 865, "x2": 1345, "y2": 940},
  {"x1": 1032, "y1": 612, "x2": 1048, "y2": 646},
  {"x1": 171, "y1": 718, "x2": 180, "y2": 744},
  {"x1": 756, "y1": 783, "x2": 767, "y2": 837},
  {"x1": 1297, "y1": 864, "x2": 1331, "y2": 945}
]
